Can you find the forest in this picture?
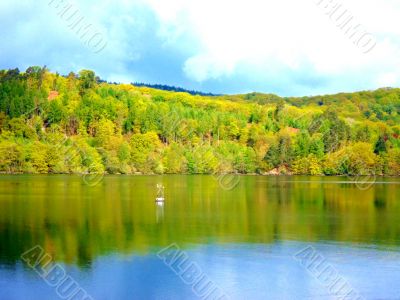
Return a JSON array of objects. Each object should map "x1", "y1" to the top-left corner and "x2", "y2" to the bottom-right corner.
[{"x1": 0, "y1": 66, "x2": 400, "y2": 176}]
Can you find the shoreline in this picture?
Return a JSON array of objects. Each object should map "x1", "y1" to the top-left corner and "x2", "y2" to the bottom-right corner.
[{"x1": 0, "y1": 172, "x2": 399, "y2": 178}]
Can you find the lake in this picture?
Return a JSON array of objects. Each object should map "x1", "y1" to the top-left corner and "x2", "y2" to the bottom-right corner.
[{"x1": 0, "y1": 175, "x2": 400, "y2": 299}]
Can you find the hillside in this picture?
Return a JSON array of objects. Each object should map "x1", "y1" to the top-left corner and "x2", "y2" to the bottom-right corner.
[{"x1": 0, "y1": 67, "x2": 400, "y2": 176}]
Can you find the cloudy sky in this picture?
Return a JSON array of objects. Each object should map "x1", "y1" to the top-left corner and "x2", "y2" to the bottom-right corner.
[{"x1": 1, "y1": 0, "x2": 400, "y2": 96}]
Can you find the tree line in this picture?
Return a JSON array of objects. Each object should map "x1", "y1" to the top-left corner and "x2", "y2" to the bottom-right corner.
[{"x1": 0, "y1": 67, "x2": 399, "y2": 176}]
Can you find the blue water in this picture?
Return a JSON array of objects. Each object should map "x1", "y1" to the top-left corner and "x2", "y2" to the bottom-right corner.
[
  {"x1": 2, "y1": 242, "x2": 400, "y2": 300},
  {"x1": 1, "y1": 175, "x2": 400, "y2": 299}
]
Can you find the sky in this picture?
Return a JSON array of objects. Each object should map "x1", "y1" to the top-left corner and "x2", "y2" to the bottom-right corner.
[{"x1": 1, "y1": 0, "x2": 400, "y2": 96}]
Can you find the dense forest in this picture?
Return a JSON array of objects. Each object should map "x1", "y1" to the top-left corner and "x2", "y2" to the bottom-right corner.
[
  {"x1": 132, "y1": 82, "x2": 219, "y2": 96},
  {"x1": 1, "y1": 66, "x2": 400, "y2": 176}
]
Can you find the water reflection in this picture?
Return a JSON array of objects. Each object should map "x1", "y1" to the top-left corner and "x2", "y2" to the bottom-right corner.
[
  {"x1": 0, "y1": 175, "x2": 399, "y2": 267},
  {"x1": 156, "y1": 201, "x2": 164, "y2": 223}
]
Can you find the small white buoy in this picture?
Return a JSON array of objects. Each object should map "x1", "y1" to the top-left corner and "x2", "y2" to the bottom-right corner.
[{"x1": 156, "y1": 184, "x2": 165, "y2": 202}]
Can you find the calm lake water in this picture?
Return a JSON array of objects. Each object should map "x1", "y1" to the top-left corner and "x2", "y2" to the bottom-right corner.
[{"x1": 0, "y1": 175, "x2": 400, "y2": 300}]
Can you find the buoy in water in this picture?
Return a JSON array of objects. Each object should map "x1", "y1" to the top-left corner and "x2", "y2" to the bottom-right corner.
[{"x1": 156, "y1": 184, "x2": 165, "y2": 202}]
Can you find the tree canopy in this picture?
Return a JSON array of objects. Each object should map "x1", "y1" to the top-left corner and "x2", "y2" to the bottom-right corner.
[{"x1": 1, "y1": 67, "x2": 400, "y2": 175}]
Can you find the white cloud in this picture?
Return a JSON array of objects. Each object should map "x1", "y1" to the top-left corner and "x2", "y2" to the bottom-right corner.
[
  {"x1": 2, "y1": 0, "x2": 400, "y2": 95},
  {"x1": 144, "y1": 0, "x2": 400, "y2": 93},
  {"x1": 376, "y1": 72, "x2": 398, "y2": 87},
  {"x1": 183, "y1": 54, "x2": 236, "y2": 82}
]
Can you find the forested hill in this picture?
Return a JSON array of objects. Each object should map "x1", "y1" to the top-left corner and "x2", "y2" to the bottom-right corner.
[
  {"x1": 132, "y1": 82, "x2": 220, "y2": 96},
  {"x1": 0, "y1": 67, "x2": 400, "y2": 176},
  {"x1": 226, "y1": 88, "x2": 400, "y2": 123}
]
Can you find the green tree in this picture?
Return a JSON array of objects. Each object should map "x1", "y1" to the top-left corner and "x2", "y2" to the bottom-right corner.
[
  {"x1": 130, "y1": 132, "x2": 161, "y2": 173},
  {"x1": 374, "y1": 136, "x2": 387, "y2": 154},
  {"x1": 163, "y1": 143, "x2": 187, "y2": 173},
  {"x1": 293, "y1": 154, "x2": 322, "y2": 175},
  {"x1": 0, "y1": 141, "x2": 23, "y2": 172},
  {"x1": 264, "y1": 134, "x2": 294, "y2": 169},
  {"x1": 78, "y1": 70, "x2": 97, "y2": 94}
]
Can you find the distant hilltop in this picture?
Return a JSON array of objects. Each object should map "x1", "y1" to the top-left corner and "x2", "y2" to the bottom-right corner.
[{"x1": 131, "y1": 82, "x2": 221, "y2": 97}]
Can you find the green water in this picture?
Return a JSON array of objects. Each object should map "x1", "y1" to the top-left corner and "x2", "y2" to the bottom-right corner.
[{"x1": 0, "y1": 175, "x2": 400, "y2": 299}]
